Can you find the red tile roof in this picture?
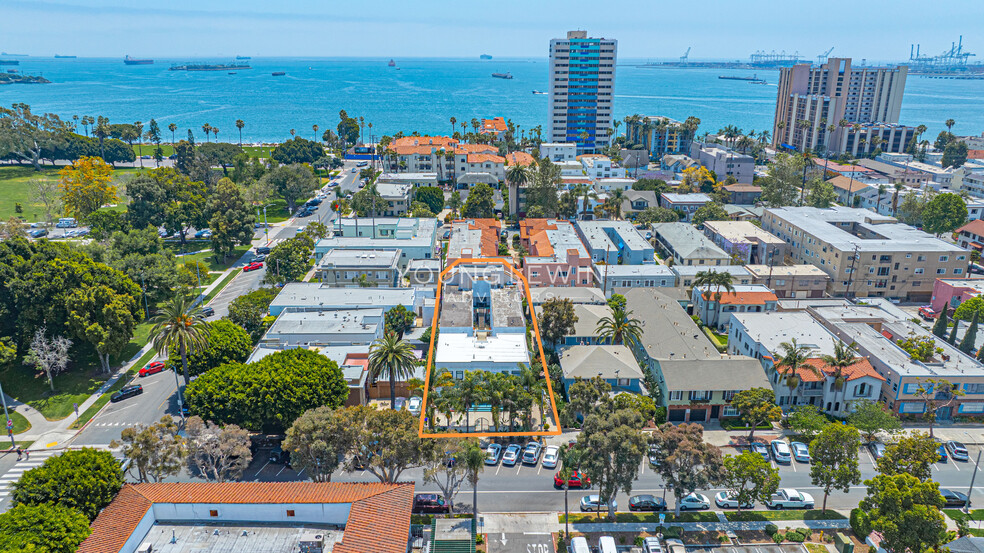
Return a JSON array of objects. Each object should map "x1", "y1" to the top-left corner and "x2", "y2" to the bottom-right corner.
[
  {"x1": 701, "y1": 290, "x2": 778, "y2": 305},
  {"x1": 481, "y1": 117, "x2": 507, "y2": 132},
  {"x1": 784, "y1": 357, "x2": 886, "y2": 383},
  {"x1": 456, "y1": 218, "x2": 503, "y2": 256},
  {"x1": 391, "y1": 136, "x2": 457, "y2": 148},
  {"x1": 968, "y1": 149, "x2": 984, "y2": 160},
  {"x1": 77, "y1": 482, "x2": 413, "y2": 553},
  {"x1": 958, "y1": 219, "x2": 984, "y2": 237},
  {"x1": 466, "y1": 153, "x2": 505, "y2": 164},
  {"x1": 506, "y1": 151, "x2": 535, "y2": 166}
]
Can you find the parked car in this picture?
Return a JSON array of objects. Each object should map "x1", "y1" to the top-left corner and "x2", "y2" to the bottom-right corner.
[
  {"x1": 579, "y1": 495, "x2": 616, "y2": 512},
  {"x1": 269, "y1": 447, "x2": 291, "y2": 466},
  {"x1": 296, "y1": 226, "x2": 306, "y2": 234},
  {"x1": 522, "y1": 441, "x2": 542, "y2": 465},
  {"x1": 678, "y1": 492, "x2": 710, "y2": 511},
  {"x1": 194, "y1": 228, "x2": 211, "y2": 238},
  {"x1": 442, "y1": 229, "x2": 451, "y2": 240},
  {"x1": 501, "y1": 444, "x2": 522, "y2": 466},
  {"x1": 947, "y1": 441, "x2": 970, "y2": 462},
  {"x1": 628, "y1": 494, "x2": 666, "y2": 512},
  {"x1": 393, "y1": 397, "x2": 406, "y2": 411},
  {"x1": 714, "y1": 491, "x2": 754, "y2": 509},
  {"x1": 307, "y1": 198, "x2": 323, "y2": 206},
  {"x1": 642, "y1": 537, "x2": 663, "y2": 553},
  {"x1": 412, "y1": 494, "x2": 450, "y2": 514},
  {"x1": 918, "y1": 306, "x2": 939, "y2": 320},
  {"x1": 765, "y1": 489, "x2": 815, "y2": 510},
  {"x1": 485, "y1": 443, "x2": 502, "y2": 465},
  {"x1": 749, "y1": 442, "x2": 769, "y2": 461},
  {"x1": 296, "y1": 210, "x2": 313, "y2": 218},
  {"x1": 138, "y1": 361, "x2": 165, "y2": 377},
  {"x1": 554, "y1": 470, "x2": 591, "y2": 489},
  {"x1": 790, "y1": 441, "x2": 811, "y2": 463},
  {"x1": 243, "y1": 261, "x2": 264, "y2": 272},
  {"x1": 937, "y1": 443, "x2": 948, "y2": 463},
  {"x1": 253, "y1": 254, "x2": 267, "y2": 262},
  {"x1": 407, "y1": 396, "x2": 422, "y2": 416},
  {"x1": 541, "y1": 445, "x2": 560, "y2": 469},
  {"x1": 771, "y1": 439, "x2": 792, "y2": 464},
  {"x1": 201, "y1": 306, "x2": 215, "y2": 317},
  {"x1": 28, "y1": 229, "x2": 48, "y2": 238},
  {"x1": 255, "y1": 246, "x2": 271, "y2": 255},
  {"x1": 868, "y1": 441, "x2": 887, "y2": 460},
  {"x1": 941, "y1": 488, "x2": 970, "y2": 508},
  {"x1": 648, "y1": 445, "x2": 661, "y2": 467},
  {"x1": 110, "y1": 384, "x2": 143, "y2": 403}
]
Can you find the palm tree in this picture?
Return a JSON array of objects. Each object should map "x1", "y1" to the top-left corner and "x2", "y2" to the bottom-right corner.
[
  {"x1": 821, "y1": 341, "x2": 858, "y2": 410},
  {"x1": 450, "y1": 117, "x2": 457, "y2": 138},
  {"x1": 558, "y1": 446, "x2": 585, "y2": 537},
  {"x1": 235, "y1": 119, "x2": 245, "y2": 146},
  {"x1": 463, "y1": 441, "x2": 486, "y2": 522},
  {"x1": 202, "y1": 123, "x2": 211, "y2": 143},
  {"x1": 573, "y1": 183, "x2": 597, "y2": 221},
  {"x1": 290, "y1": 129, "x2": 296, "y2": 139},
  {"x1": 694, "y1": 270, "x2": 734, "y2": 304},
  {"x1": 150, "y1": 295, "x2": 212, "y2": 386},
  {"x1": 596, "y1": 305, "x2": 643, "y2": 348},
  {"x1": 312, "y1": 124, "x2": 319, "y2": 143},
  {"x1": 518, "y1": 364, "x2": 547, "y2": 428},
  {"x1": 457, "y1": 371, "x2": 483, "y2": 431},
  {"x1": 946, "y1": 119, "x2": 956, "y2": 132},
  {"x1": 505, "y1": 164, "x2": 529, "y2": 217},
  {"x1": 168, "y1": 123, "x2": 177, "y2": 145},
  {"x1": 368, "y1": 332, "x2": 419, "y2": 409},
  {"x1": 892, "y1": 182, "x2": 905, "y2": 217},
  {"x1": 606, "y1": 189, "x2": 626, "y2": 220},
  {"x1": 876, "y1": 184, "x2": 887, "y2": 213},
  {"x1": 775, "y1": 339, "x2": 815, "y2": 409},
  {"x1": 211, "y1": 127, "x2": 219, "y2": 142}
]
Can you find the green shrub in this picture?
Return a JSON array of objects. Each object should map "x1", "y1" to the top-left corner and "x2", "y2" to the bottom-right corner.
[
  {"x1": 850, "y1": 508, "x2": 871, "y2": 538},
  {"x1": 475, "y1": 534, "x2": 485, "y2": 545},
  {"x1": 786, "y1": 530, "x2": 807, "y2": 542},
  {"x1": 773, "y1": 533, "x2": 784, "y2": 544},
  {"x1": 765, "y1": 524, "x2": 780, "y2": 536},
  {"x1": 634, "y1": 537, "x2": 645, "y2": 547},
  {"x1": 618, "y1": 536, "x2": 626, "y2": 544}
]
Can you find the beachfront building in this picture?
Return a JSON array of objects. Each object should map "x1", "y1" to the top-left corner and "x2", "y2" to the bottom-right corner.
[
  {"x1": 624, "y1": 115, "x2": 693, "y2": 158},
  {"x1": 315, "y1": 249, "x2": 402, "y2": 287},
  {"x1": 745, "y1": 264, "x2": 830, "y2": 298},
  {"x1": 930, "y1": 277, "x2": 984, "y2": 314},
  {"x1": 447, "y1": 218, "x2": 503, "y2": 262},
  {"x1": 576, "y1": 220, "x2": 655, "y2": 265},
  {"x1": 659, "y1": 193, "x2": 713, "y2": 221},
  {"x1": 386, "y1": 136, "x2": 456, "y2": 177},
  {"x1": 316, "y1": 217, "x2": 439, "y2": 268},
  {"x1": 519, "y1": 219, "x2": 594, "y2": 287},
  {"x1": 548, "y1": 30, "x2": 617, "y2": 154},
  {"x1": 579, "y1": 154, "x2": 625, "y2": 180},
  {"x1": 702, "y1": 220, "x2": 787, "y2": 265},
  {"x1": 689, "y1": 142, "x2": 754, "y2": 184},
  {"x1": 772, "y1": 57, "x2": 912, "y2": 155},
  {"x1": 455, "y1": 144, "x2": 505, "y2": 187},
  {"x1": 540, "y1": 142, "x2": 578, "y2": 162},
  {"x1": 761, "y1": 206, "x2": 968, "y2": 301},
  {"x1": 652, "y1": 222, "x2": 731, "y2": 267},
  {"x1": 692, "y1": 284, "x2": 778, "y2": 331},
  {"x1": 480, "y1": 117, "x2": 508, "y2": 139}
]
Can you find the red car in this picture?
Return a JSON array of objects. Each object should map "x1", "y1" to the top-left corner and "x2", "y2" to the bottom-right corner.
[
  {"x1": 243, "y1": 262, "x2": 264, "y2": 272},
  {"x1": 139, "y1": 361, "x2": 165, "y2": 377},
  {"x1": 554, "y1": 470, "x2": 591, "y2": 489}
]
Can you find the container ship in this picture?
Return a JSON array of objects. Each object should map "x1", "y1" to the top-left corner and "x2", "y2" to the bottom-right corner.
[
  {"x1": 492, "y1": 72, "x2": 513, "y2": 79},
  {"x1": 236, "y1": 55, "x2": 251, "y2": 60},
  {"x1": 0, "y1": 60, "x2": 20, "y2": 66},
  {"x1": 170, "y1": 62, "x2": 251, "y2": 71},
  {"x1": 718, "y1": 74, "x2": 763, "y2": 81},
  {"x1": 124, "y1": 55, "x2": 153, "y2": 65},
  {"x1": 480, "y1": 54, "x2": 492, "y2": 60},
  {"x1": 54, "y1": 55, "x2": 76, "y2": 59}
]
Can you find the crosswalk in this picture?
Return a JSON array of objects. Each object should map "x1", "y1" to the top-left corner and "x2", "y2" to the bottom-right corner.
[{"x1": 0, "y1": 450, "x2": 59, "y2": 503}]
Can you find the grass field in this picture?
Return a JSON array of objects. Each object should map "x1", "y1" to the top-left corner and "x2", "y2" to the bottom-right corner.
[
  {"x1": 243, "y1": 146, "x2": 274, "y2": 159},
  {"x1": 724, "y1": 510, "x2": 847, "y2": 522},
  {"x1": 559, "y1": 511, "x2": 719, "y2": 524},
  {"x1": 260, "y1": 198, "x2": 290, "y2": 223},
  {"x1": 0, "y1": 411, "x2": 31, "y2": 434},
  {"x1": 132, "y1": 144, "x2": 176, "y2": 157},
  {"x1": 0, "y1": 165, "x2": 142, "y2": 221},
  {"x1": 173, "y1": 245, "x2": 251, "y2": 273}
]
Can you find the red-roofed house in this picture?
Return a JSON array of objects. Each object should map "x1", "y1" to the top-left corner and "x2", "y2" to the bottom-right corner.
[
  {"x1": 77, "y1": 482, "x2": 414, "y2": 553},
  {"x1": 773, "y1": 357, "x2": 885, "y2": 416},
  {"x1": 455, "y1": 144, "x2": 505, "y2": 186},
  {"x1": 957, "y1": 220, "x2": 984, "y2": 250},
  {"x1": 692, "y1": 284, "x2": 778, "y2": 330},
  {"x1": 519, "y1": 219, "x2": 593, "y2": 287},
  {"x1": 480, "y1": 116, "x2": 508, "y2": 139}
]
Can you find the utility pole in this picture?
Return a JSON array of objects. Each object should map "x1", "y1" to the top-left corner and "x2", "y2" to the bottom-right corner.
[
  {"x1": 263, "y1": 206, "x2": 269, "y2": 245},
  {"x1": 845, "y1": 244, "x2": 861, "y2": 299},
  {"x1": 967, "y1": 448, "x2": 982, "y2": 513},
  {"x1": 140, "y1": 274, "x2": 150, "y2": 319},
  {"x1": 172, "y1": 366, "x2": 185, "y2": 423},
  {"x1": 0, "y1": 381, "x2": 16, "y2": 448}
]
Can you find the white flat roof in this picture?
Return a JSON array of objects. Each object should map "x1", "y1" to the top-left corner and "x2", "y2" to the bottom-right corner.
[
  {"x1": 435, "y1": 333, "x2": 530, "y2": 364},
  {"x1": 730, "y1": 311, "x2": 839, "y2": 356}
]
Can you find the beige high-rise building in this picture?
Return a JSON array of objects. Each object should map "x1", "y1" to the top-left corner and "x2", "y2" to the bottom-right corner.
[
  {"x1": 549, "y1": 30, "x2": 617, "y2": 154},
  {"x1": 772, "y1": 58, "x2": 912, "y2": 155}
]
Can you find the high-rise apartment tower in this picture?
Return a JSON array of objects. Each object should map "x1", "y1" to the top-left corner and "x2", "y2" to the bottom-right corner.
[{"x1": 548, "y1": 30, "x2": 617, "y2": 154}]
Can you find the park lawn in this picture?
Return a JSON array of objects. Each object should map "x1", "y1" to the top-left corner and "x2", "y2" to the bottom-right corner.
[
  {"x1": 261, "y1": 198, "x2": 290, "y2": 223},
  {"x1": 0, "y1": 165, "x2": 142, "y2": 221},
  {"x1": 559, "y1": 511, "x2": 719, "y2": 524},
  {"x1": 725, "y1": 510, "x2": 847, "y2": 522},
  {"x1": 173, "y1": 244, "x2": 251, "y2": 273},
  {"x1": 1, "y1": 411, "x2": 31, "y2": 434},
  {"x1": 944, "y1": 509, "x2": 984, "y2": 522},
  {"x1": 243, "y1": 146, "x2": 274, "y2": 159},
  {"x1": 132, "y1": 144, "x2": 176, "y2": 157},
  {"x1": 0, "y1": 362, "x2": 111, "y2": 421}
]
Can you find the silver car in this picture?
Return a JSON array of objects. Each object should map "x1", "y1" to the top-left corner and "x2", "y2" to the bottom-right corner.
[
  {"x1": 484, "y1": 443, "x2": 502, "y2": 465},
  {"x1": 579, "y1": 495, "x2": 617, "y2": 512},
  {"x1": 541, "y1": 445, "x2": 560, "y2": 469}
]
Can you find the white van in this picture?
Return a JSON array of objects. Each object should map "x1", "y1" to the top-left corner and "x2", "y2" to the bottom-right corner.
[
  {"x1": 570, "y1": 537, "x2": 590, "y2": 553},
  {"x1": 598, "y1": 536, "x2": 617, "y2": 553},
  {"x1": 643, "y1": 537, "x2": 663, "y2": 553},
  {"x1": 56, "y1": 217, "x2": 77, "y2": 228}
]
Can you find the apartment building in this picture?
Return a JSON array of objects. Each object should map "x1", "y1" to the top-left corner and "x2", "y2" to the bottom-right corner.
[
  {"x1": 315, "y1": 249, "x2": 402, "y2": 287},
  {"x1": 377, "y1": 172, "x2": 439, "y2": 187},
  {"x1": 576, "y1": 220, "x2": 655, "y2": 265},
  {"x1": 548, "y1": 30, "x2": 617, "y2": 153},
  {"x1": 652, "y1": 222, "x2": 731, "y2": 267},
  {"x1": 316, "y1": 217, "x2": 439, "y2": 268},
  {"x1": 692, "y1": 284, "x2": 778, "y2": 331},
  {"x1": 772, "y1": 57, "x2": 912, "y2": 155},
  {"x1": 593, "y1": 264, "x2": 675, "y2": 292},
  {"x1": 702, "y1": 220, "x2": 787, "y2": 264},
  {"x1": 480, "y1": 116, "x2": 507, "y2": 139},
  {"x1": 579, "y1": 154, "x2": 625, "y2": 180},
  {"x1": 374, "y1": 182, "x2": 412, "y2": 217},
  {"x1": 761, "y1": 206, "x2": 968, "y2": 301},
  {"x1": 620, "y1": 190, "x2": 660, "y2": 219},
  {"x1": 856, "y1": 158, "x2": 932, "y2": 186},
  {"x1": 930, "y1": 278, "x2": 984, "y2": 313},
  {"x1": 723, "y1": 184, "x2": 762, "y2": 204},
  {"x1": 745, "y1": 264, "x2": 830, "y2": 299},
  {"x1": 540, "y1": 142, "x2": 577, "y2": 162},
  {"x1": 520, "y1": 219, "x2": 594, "y2": 287},
  {"x1": 455, "y1": 144, "x2": 505, "y2": 186},
  {"x1": 673, "y1": 265, "x2": 753, "y2": 289},
  {"x1": 689, "y1": 142, "x2": 754, "y2": 184},
  {"x1": 624, "y1": 115, "x2": 693, "y2": 158},
  {"x1": 659, "y1": 193, "x2": 713, "y2": 221},
  {"x1": 956, "y1": 220, "x2": 984, "y2": 250},
  {"x1": 447, "y1": 218, "x2": 503, "y2": 262}
]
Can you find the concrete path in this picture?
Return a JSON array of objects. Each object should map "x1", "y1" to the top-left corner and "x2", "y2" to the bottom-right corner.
[{"x1": 481, "y1": 511, "x2": 851, "y2": 534}]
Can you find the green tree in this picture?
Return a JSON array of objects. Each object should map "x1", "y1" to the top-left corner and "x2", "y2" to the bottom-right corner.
[
  {"x1": 558, "y1": 446, "x2": 585, "y2": 536},
  {"x1": 635, "y1": 206, "x2": 679, "y2": 225},
  {"x1": 0, "y1": 503, "x2": 91, "y2": 553},
  {"x1": 859, "y1": 473, "x2": 947, "y2": 553},
  {"x1": 721, "y1": 451, "x2": 781, "y2": 512},
  {"x1": 876, "y1": 431, "x2": 940, "y2": 482},
  {"x1": 595, "y1": 305, "x2": 642, "y2": 348},
  {"x1": 271, "y1": 136, "x2": 325, "y2": 165},
  {"x1": 761, "y1": 153, "x2": 804, "y2": 207},
  {"x1": 731, "y1": 387, "x2": 782, "y2": 441},
  {"x1": 953, "y1": 296, "x2": 984, "y2": 322},
  {"x1": 806, "y1": 179, "x2": 837, "y2": 208},
  {"x1": 0, "y1": 103, "x2": 68, "y2": 171},
  {"x1": 208, "y1": 177, "x2": 256, "y2": 260},
  {"x1": 198, "y1": 142, "x2": 245, "y2": 171},
  {"x1": 58, "y1": 156, "x2": 118, "y2": 221},
  {"x1": 184, "y1": 416, "x2": 252, "y2": 483},
  {"x1": 110, "y1": 416, "x2": 187, "y2": 483},
  {"x1": 632, "y1": 178, "x2": 669, "y2": 193},
  {"x1": 447, "y1": 190, "x2": 463, "y2": 216},
  {"x1": 368, "y1": 333, "x2": 419, "y2": 409},
  {"x1": 538, "y1": 298, "x2": 578, "y2": 348},
  {"x1": 343, "y1": 406, "x2": 428, "y2": 482},
  {"x1": 11, "y1": 448, "x2": 123, "y2": 521},
  {"x1": 848, "y1": 399, "x2": 902, "y2": 442},
  {"x1": 913, "y1": 378, "x2": 965, "y2": 438},
  {"x1": 85, "y1": 208, "x2": 129, "y2": 241},
  {"x1": 185, "y1": 348, "x2": 348, "y2": 433},
  {"x1": 941, "y1": 140, "x2": 968, "y2": 169},
  {"x1": 283, "y1": 406, "x2": 349, "y2": 483},
  {"x1": 263, "y1": 233, "x2": 315, "y2": 285},
  {"x1": 422, "y1": 438, "x2": 481, "y2": 514},
  {"x1": 931, "y1": 308, "x2": 948, "y2": 338},
  {"x1": 809, "y1": 424, "x2": 862, "y2": 512},
  {"x1": 651, "y1": 422, "x2": 724, "y2": 516},
  {"x1": 577, "y1": 406, "x2": 647, "y2": 519},
  {"x1": 66, "y1": 283, "x2": 139, "y2": 373},
  {"x1": 414, "y1": 186, "x2": 445, "y2": 215},
  {"x1": 167, "y1": 320, "x2": 251, "y2": 377},
  {"x1": 921, "y1": 192, "x2": 967, "y2": 236},
  {"x1": 960, "y1": 310, "x2": 979, "y2": 354},
  {"x1": 227, "y1": 288, "x2": 278, "y2": 340},
  {"x1": 384, "y1": 305, "x2": 416, "y2": 339},
  {"x1": 150, "y1": 294, "x2": 211, "y2": 385},
  {"x1": 786, "y1": 405, "x2": 829, "y2": 440},
  {"x1": 691, "y1": 202, "x2": 729, "y2": 226},
  {"x1": 260, "y1": 163, "x2": 319, "y2": 213},
  {"x1": 351, "y1": 183, "x2": 386, "y2": 217},
  {"x1": 462, "y1": 182, "x2": 495, "y2": 218}
]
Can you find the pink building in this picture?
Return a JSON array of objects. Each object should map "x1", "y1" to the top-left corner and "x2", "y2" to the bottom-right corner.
[
  {"x1": 930, "y1": 277, "x2": 984, "y2": 313},
  {"x1": 519, "y1": 219, "x2": 594, "y2": 287}
]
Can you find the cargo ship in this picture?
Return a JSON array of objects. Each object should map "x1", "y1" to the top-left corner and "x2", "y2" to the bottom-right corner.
[
  {"x1": 170, "y1": 62, "x2": 251, "y2": 71},
  {"x1": 236, "y1": 55, "x2": 251, "y2": 60},
  {"x1": 718, "y1": 74, "x2": 762, "y2": 81},
  {"x1": 54, "y1": 55, "x2": 76, "y2": 58},
  {"x1": 480, "y1": 54, "x2": 492, "y2": 60},
  {"x1": 272, "y1": 71, "x2": 286, "y2": 76},
  {"x1": 492, "y1": 72, "x2": 513, "y2": 79},
  {"x1": 124, "y1": 55, "x2": 153, "y2": 65},
  {"x1": 0, "y1": 60, "x2": 20, "y2": 66}
]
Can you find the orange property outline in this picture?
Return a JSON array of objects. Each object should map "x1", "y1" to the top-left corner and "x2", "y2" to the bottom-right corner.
[{"x1": 418, "y1": 258, "x2": 562, "y2": 438}]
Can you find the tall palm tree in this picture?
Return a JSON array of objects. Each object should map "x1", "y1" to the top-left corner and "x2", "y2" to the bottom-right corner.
[
  {"x1": 463, "y1": 441, "x2": 486, "y2": 523},
  {"x1": 518, "y1": 364, "x2": 547, "y2": 428},
  {"x1": 368, "y1": 332, "x2": 419, "y2": 409},
  {"x1": 821, "y1": 341, "x2": 858, "y2": 410},
  {"x1": 694, "y1": 270, "x2": 734, "y2": 303},
  {"x1": 892, "y1": 182, "x2": 905, "y2": 217},
  {"x1": 202, "y1": 123, "x2": 211, "y2": 143},
  {"x1": 558, "y1": 446, "x2": 585, "y2": 537},
  {"x1": 290, "y1": 129, "x2": 296, "y2": 139},
  {"x1": 150, "y1": 295, "x2": 212, "y2": 386},
  {"x1": 946, "y1": 119, "x2": 956, "y2": 132},
  {"x1": 168, "y1": 123, "x2": 178, "y2": 145},
  {"x1": 606, "y1": 189, "x2": 626, "y2": 220},
  {"x1": 312, "y1": 124, "x2": 319, "y2": 143},
  {"x1": 505, "y1": 164, "x2": 529, "y2": 217},
  {"x1": 775, "y1": 339, "x2": 815, "y2": 409},
  {"x1": 457, "y1": 371, "x2": 483, "y2": 431},
  {"x1": 450, "y1": 117, "x2": 457, "y2": 138},
  {"x1": 211, "y1": 127, "x2": 219, "y2": 142},
  {"x1": 876, "y1": 184, "x2": 887, "y2": 213},
  {"x1": 235, "y1": 119, "x2": 245, "y2": 146},
  {"x1": 596, "y1": 305, "x2": 643, "y2": 348},
  {"x1": 573, "y1": 183, "x2": 597, "y2": 221}
]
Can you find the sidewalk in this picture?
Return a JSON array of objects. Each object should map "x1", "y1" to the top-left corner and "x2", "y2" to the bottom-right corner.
[{"x1": 480, "y1": 512, "x2": 851, "y2": 534}]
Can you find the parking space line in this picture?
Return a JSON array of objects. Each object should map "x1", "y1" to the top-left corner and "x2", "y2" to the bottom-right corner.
[
  {"x1": 516, "y1": 465, "x2": 521, "y2": 475},
  {"x1": 954, "y1": 460, "x2": 962, "y2": 471},
  {"x1": 933, "y1": 463, "x2": 940, "y2": 472},
  {"x1": 495, "y1": 464, "x2": 501, "y2": 476},
  {"x1": 789, "y1": 461, "x2": 796, "y2": 472},
  {"x1": 537, "y1": 465, "x2": 542, "y2": 476},
  {"x1": 276, "y1": 465, "x2": 288, "y2": 476},
  {"x1": 252, "y1": 460, "x2": 270, "y2": 478}
]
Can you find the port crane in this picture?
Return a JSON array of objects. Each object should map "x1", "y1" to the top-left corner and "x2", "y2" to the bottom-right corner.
[
  {"x1": 680, "y1": 47, "x2": 691, "y2": 64},
  {"x1": 817, "y1": 47, "x2": 834, "y2": 65}
]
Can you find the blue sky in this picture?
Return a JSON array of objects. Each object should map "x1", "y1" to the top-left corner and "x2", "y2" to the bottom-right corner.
[{"x1": 4, "y1": 0, "x2": 983, "y2": 61}]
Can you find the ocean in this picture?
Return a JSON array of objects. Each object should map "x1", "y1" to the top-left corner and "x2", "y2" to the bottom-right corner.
[{"x1": 1, "y1": 57, "x2": 982, "y2": 144}]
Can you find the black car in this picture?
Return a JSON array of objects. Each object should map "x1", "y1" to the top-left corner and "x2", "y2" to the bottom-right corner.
[
  {"x1": 628, "y1": 494, "x2": 667, "y2": 512},
  {"x1": 412, "y1": 493, "x2": 450, "y2": 514},
  {"x1": 256, "y1": 246, "x2": 271, "y2": 255},
  {"x1": 201, "y1": 306, "x2": 215, "y2": 317},
  {"x1": 941, "y1": 489, "x2": 970, "y2": 508},
  {"x1": 297, "y1": 210, "x2": 313, "y2": 218},
  {"x1": 307, "y1": 198, "x2": 323, "y2": 206},
  {"x1": 111, "y1": 384, "x2": 143, "y2": 403},
  {"x1": 269, "y1": 447, "x2": 291, "y2": 466}
]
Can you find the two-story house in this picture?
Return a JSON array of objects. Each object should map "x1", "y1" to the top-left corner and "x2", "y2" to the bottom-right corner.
[{"x1": 692, "y1": 284, "x2": 778, "y2": 331}]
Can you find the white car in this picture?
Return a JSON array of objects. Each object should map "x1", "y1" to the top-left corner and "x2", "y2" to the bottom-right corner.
[
  {"x1": 766, "y1": 488, "x2": 815, "y2": 510},
  {"x1": 678, "y1": 492, "x2": 710, "y2": 511},
  {"x1": 714, "y1": 491, "x2": 754, "y2": 509},
  {"x1": 484, "y1": 443, "x2": 502, "y2": 465},
  {"x1": 541, "y1": 445, "x2": 560, "y2": 468},
  {"x1": 771, "y1": 439, "x2": 792, "y2": 464},
  {"x1": 579, "y1": 495, "x2": 617, "y2": 512},
  {"x1": 406, "y1": 396, "x2": 422, "y2": 416}
]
